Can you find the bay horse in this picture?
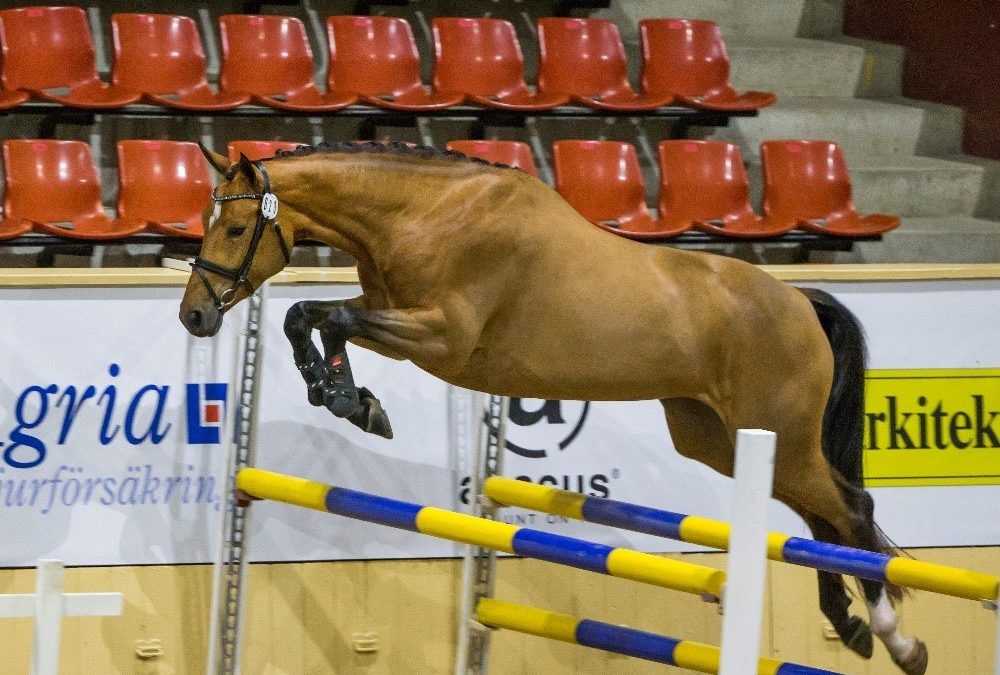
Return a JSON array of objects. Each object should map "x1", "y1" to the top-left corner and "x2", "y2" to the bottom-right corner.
[{"x1": 179, "y1": 141, "x2": 926, "y2": 674}]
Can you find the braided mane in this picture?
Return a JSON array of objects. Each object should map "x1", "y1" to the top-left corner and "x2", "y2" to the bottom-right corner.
[{"x1": 268, "y1": 140, "x2": 516, "y2": 171}]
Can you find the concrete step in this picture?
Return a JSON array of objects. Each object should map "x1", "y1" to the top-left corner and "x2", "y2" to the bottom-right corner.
[
  {"x1": 825, "y1": 36, "x2": 906, "y2": 97},
  {"x1": 833, "y1": 216, "x2": 1000, "y2": 263},
  {"x1": 717, "y1": 96, "x2": 926, "y2": 160},
  {"x1": 798, "y1": 0, "x2": 845, "y2": 38},
  {"x1": 603, "y1": 0, "x2": 806, "y2": 40},
  {"x1": 726, "y1": 37, "x2": 865, "y2": 98},
  {"x1": 745, "y1": 155, "x2": 983, "y2": 218},
  {"x1": 946, "y1": 154, "x2": 1000, "y2": 220},
  {"x1": 879, "y1": 97, "x2": 967, "y2": 157}
]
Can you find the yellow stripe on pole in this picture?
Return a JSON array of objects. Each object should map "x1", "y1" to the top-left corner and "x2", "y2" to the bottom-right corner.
[
  {"x1": 671, "y1": 641, "x2": 719, "y2": 673},
  {"x1": 236, "y1": 468, "x2": 329, "y2": 512},
  {"x1": 414, "y1": 507, "x2": 518, "y2": 554},
  {"x1": 886, "y1": 557, "x2": 999, "y2": 601},
  {"x1": 475, "y1": 598, "x2": 580, "y2": 643},
  {"x1": 678, "y1": 516, "x2": 731, "y2": 550},
  {"x1": 605, "y1": 549, "x2": 726, "y2": 597},
  {"x1": 484, "y1": 477, "x2": 587, "y2": 519}
]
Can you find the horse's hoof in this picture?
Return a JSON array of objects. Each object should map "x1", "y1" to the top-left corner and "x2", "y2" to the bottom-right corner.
[
  {"x1": 844, "y1": 616, "x2": 873, "y2": 659},
  {"x1": 349, "y1": 389, "x2": 393, "y2": 439},
  {"x1": 364, "y1": 401, "x2": 393, "y2": 439},
  {"x1": 893, "y1": 639, "x2": 928, "y2": 675},
  {"x1": 307, "y1": 384, "x2": 324, "y2": 407}
]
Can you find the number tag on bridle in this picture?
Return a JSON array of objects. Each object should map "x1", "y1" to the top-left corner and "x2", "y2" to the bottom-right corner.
[{"x1": 261, "y1": 193, "x2": 279, "y2": 220}]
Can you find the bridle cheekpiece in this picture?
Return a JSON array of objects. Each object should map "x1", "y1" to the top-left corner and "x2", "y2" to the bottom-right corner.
[{"x1": 191, "y1": 159, "x2": 292, "y2": 311}]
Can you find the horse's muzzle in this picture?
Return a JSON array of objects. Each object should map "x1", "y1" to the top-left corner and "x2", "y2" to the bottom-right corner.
[{"x1": 180, "y1": 305, "x2": 223, "y2": 337}]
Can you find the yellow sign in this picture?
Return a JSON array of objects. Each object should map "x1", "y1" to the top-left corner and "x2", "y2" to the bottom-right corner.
[{"x1": 863, "y1": 369, "x2": 1000, "y2": 487}]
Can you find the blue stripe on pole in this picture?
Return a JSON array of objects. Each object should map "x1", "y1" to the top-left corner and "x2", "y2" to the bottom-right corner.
[
  {"x1": 511, "y1": 529, "x2": 614, "y2": 574},
  {"x1": 781, "y1": 537, "x2": 889, "y2": 582},
  {"x1": 325, "y1": 487, "x2": 422, "y2": 531},
  {"x1": 575, "y1": 619, "x2": 680, "y2": 664},
  {"x1": 775, "y1": 660, "x2": 847, "y2": 675},
  {"x1": 580, "y1": 496, "x2": 686, "y2": 540}
]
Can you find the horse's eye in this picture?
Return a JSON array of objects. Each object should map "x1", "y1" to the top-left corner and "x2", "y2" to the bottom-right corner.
[{"x1": 227, "y1": 225, "x2": 247, "y2": 238}]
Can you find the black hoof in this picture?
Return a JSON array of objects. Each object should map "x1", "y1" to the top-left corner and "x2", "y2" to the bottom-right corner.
[
  {"x1": 893, "y1": 639, "x2": 928, "y2": 675},
  {"x1": 843, "y1": 616, "x2": 873, "y2": 659},
  {"x1": 347, "y1": 388, "x2": 393, "y2": 439}
]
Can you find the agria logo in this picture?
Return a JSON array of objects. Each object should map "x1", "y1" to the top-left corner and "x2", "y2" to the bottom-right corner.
[
  {"x1": 185, "y1": 383, "x2": 228, "y2": 444},
  {"x1": 0, "y1": 364, "x2": 229, "y2": 470},
  {"x1": 505, "y1": 398, "x2": 589, "y2": 459}
]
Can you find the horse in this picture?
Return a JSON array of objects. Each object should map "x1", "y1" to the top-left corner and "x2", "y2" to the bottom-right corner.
[{"x1": 178, "y1": 140, "x2": 927, "y2": 675}]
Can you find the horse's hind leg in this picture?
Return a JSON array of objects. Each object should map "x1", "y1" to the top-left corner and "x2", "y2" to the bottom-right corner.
[
  {"x1": 778, "y1": 455, "x2": 927, "y2": 675},
  {"x1": 841, "y1": 481, "x2": 929, "y2": 675}
]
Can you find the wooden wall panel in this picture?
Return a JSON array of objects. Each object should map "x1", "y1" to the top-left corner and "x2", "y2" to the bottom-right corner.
[{"x1": 0, "y1": 548, "x2": 997, "y2": 674}]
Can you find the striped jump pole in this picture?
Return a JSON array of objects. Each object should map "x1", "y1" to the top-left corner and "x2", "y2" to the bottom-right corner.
[
  {"x1": 235, "y1": 468, "x2": 725, "y2": 599},
  {"x1": 475, "y1": 598, "x2": 843, "y2": 675},
  {"x1": 484, "y1": 476, "x2": 1000, "y2": 603}
]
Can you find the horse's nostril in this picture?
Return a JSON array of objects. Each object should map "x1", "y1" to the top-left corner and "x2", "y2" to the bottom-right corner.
[{"x1": 187, "y1": 309, "x2": 203, "y2": 329}]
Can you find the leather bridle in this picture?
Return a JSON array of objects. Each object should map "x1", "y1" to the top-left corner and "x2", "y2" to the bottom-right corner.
[{"x1": 191, "y1": 160, "x2": 292, "y2": 311}]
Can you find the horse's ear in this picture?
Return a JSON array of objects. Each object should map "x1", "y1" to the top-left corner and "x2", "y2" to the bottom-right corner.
[
  {"x1": 236, "y1": 153, "x2": 258, "y2": 186},
  {"x1": 199, "y1": 142, "x2": 231, "y2": 176}
]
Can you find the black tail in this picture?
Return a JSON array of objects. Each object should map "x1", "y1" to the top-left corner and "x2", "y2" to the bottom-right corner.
[
  {"x1": 802, "y1": 287, "x2": 906, "y2": 597},
  {"x1": 801, "y1": 287, "x2": 867, "y2": 488}
]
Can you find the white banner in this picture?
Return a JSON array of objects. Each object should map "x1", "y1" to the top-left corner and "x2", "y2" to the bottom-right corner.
[{"x1": 1, "y1": 278, "x2": 999, "y2": 567}]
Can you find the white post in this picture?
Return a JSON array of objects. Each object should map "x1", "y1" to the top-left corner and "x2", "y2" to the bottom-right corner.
[
  {"x1": 0, "y1": 559, "x2": 124, "y2": 675},
  {"x1": 993, "y1": 600, "x2": 1000, "y2": 675},
  {"x1": 719, "y1": 429, "x2": 777, "y2": 675}
]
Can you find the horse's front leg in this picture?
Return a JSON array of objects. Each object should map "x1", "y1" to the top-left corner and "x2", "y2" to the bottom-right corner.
[
  {"x1": 317, "y1": 304, "x2": 394, "y2": 438},
  {"x1": 283, "y1": 298, "x2": 389, "y2": 436}
]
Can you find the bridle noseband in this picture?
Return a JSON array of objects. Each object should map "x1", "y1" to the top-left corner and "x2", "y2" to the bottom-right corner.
[{"x1": 191, "y1": 160, "x2": 292, "y2": 311}]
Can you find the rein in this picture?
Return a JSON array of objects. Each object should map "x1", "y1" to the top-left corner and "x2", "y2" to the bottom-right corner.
[{"x1": 191, "y1": 160, "x2": 292, "y2": 311}]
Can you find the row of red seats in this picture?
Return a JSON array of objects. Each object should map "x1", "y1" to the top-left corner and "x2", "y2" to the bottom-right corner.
[
  {"x1": 449, "y1": 139, "x2": 898, "y2": 239},
  {"x1": 0, "y1": 138, "x2": 897, "y2": 243},
  {"x1": 0, "y1": 7, "x2": 774, "y2": 114}
]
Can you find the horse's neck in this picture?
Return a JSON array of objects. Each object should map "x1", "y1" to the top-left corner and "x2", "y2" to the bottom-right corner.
[{"x1": 280, "y1": 155, "x2": 475, "y2": 302}]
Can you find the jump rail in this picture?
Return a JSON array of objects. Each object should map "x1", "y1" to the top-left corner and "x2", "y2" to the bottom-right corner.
[
  {"x1": 475, "y1": 598, "x2": 840, "y2": 675},
  {"x1": 484, "y1": 477, "x2": 999, "y2": 602},
  {"x1": 234, "y1": 468, "x2": 725, "y2": 598}
]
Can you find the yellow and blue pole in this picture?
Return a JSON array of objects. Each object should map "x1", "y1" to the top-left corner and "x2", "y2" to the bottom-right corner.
[
  {"x1": 484, "y1": 477, "x2": 999, "y2": 602},
  {"x1": 475, "y1": 598, "x2": 843, "y2": 675},
  {"x1": 236, "y1": 468, "x2": 725, "y2": 598}
]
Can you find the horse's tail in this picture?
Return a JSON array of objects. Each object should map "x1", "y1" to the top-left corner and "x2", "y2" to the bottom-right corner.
[
  {"x1": 802, "y1": 287, "x2": 904, "y2": 593},
  {"x1": 801, "y1": 287, "x2": 866, "y2": 488}
]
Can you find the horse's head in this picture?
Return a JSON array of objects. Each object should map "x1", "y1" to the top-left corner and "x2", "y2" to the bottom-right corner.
[{"x1": 179, "y1": 145, "x2": 294, "y2": 337}]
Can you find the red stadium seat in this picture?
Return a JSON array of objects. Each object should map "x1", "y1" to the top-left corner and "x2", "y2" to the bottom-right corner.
[
  {"x1": 658, "y1": 140, "x2": 792, "y2": 238},
  {"x1": 446, "y1": 140, "x2": 539, "y2": 176},
  {"x1": 432, "y1": 18, "x2": 568, "y2": 111},
  {"x1": 116, "y1": 140, "x2": 213, "y2": 240},
  {"x1": 3, "y1": 140, "x2": 145, "y2": 240},
  {"x1": 219, "y1": 15, "x2": 357, "y2": 112},
  {"x1": 111, "y1": 13, "x2": 250, "y2": 112},
  {"x1": 553, "y1": 140, "x2": 685, "y2": 239},
  {"x1": 0, "y1": 7, "x2": 141, "y2": 109},
  {"x1": 228, "y1": 140, "x2": 304, "y2": 162},
  {"x1": 0, "y1": 215, "x2": 32, "y2": 241},
  {"x1": 537, "y1": 18, "x2": 671, "y2": 112},
  {"x1": 761, "y1": 140, "x2": 900, "y2": 237},
  {"x1": 327, "y1": 16, "x2": 464, "y2": 112},
  {"x1": 640, "y1": 19, "x2": 776, "y2": 112},
  {"x1": 0, "y1": 84, "x2": 28, "y2": 110}
]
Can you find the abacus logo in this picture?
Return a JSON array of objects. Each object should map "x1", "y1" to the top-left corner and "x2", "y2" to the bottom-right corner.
[
  {"x1": 185, "y1": 383, "x2": 228, "y2": 444},
  {"x1": 505, "y1": 398, "x2": 589, "y2": 459}
]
